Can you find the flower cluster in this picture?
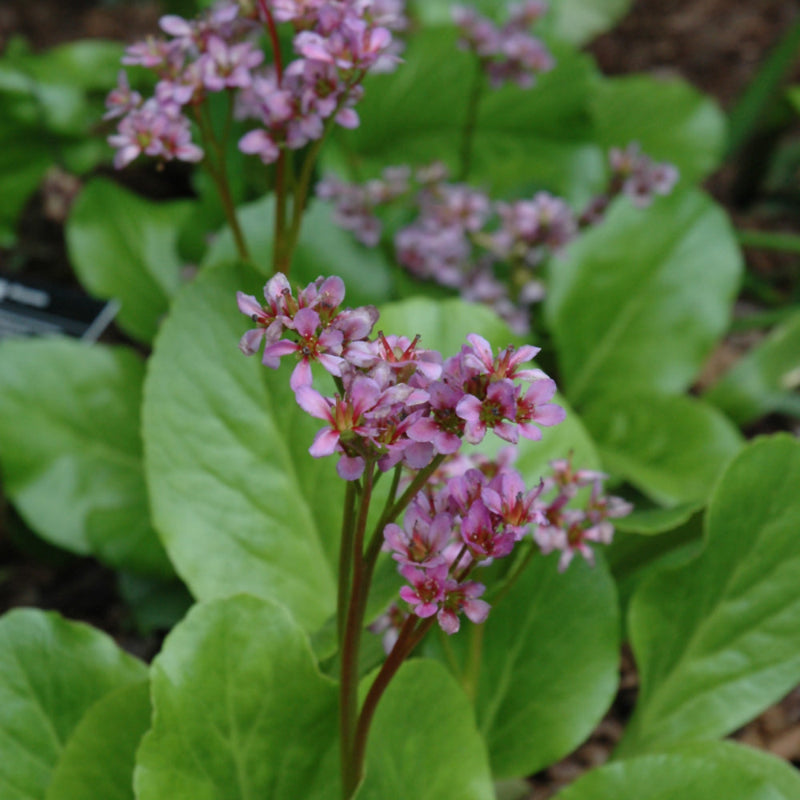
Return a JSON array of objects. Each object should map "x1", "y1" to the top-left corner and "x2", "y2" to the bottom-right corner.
[
  {"x1": 452, "y1": 1, "x2": 553, "y2": 89},
  {"x1": 373, "y1": 447, "x2": 630, "y2": 644},
  {"x1": 238, "y1": 273, "x2": 564, "y2": 480},
  {"x1": 106, "y1": 0, "x2": 406, "y2": 169},
  {"x1": 317, "y1": 144, "x2": 679, "y2": 333},
  {"x1": 239, "y1": 274, "x2": 629, "y2": 638}
]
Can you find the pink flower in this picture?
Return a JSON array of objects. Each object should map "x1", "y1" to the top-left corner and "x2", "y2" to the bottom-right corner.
[
  {"x1": 384, "y1": 511, "x2": 452, "y2": 568},
  {"x1": 438, "y1": 580, "x2": 490, "y2": 634},
  {"x1": 514, "y1": 379, "x2": 566, "y2": 440},
  {"x1": 399, "y1": 564, "x2": 448, "y2": 618}
]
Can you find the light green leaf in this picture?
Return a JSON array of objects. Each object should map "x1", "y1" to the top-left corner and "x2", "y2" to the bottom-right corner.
[
  {"x1": 546, "y1": 190, "x2": 743, "y2": 404},
  {"x1": 592, "y1": 75, "x2": 727, "y2": 183},
  {"x1": 554, "y1": 740, "x2": 800, "y2": 799},
  {"x1": 46, "y1": 681, "x2": 150, "y2": 800},
  {"x1": 134, "y1": 595, "x2": 339, "y2": 800},
  {"x1": 467, "y1": 554, "x2": 617, "y2": 778},
  {"x1": 66, "y1": 178, "x2": 193, "y2": 343},
  {"x1": 336, "y1": 29, "x2": 603, "y2": 201},
  {"x1": 705, "y1": 311, "x2": 800, "y2": 424},
  {"x1": 617, "y1": 435, "x2": 800, "y2": 756},
  {"x1": 0, "y1": 337, "x2": 172, "y2": 576},
  {"x1": 358, "y1": 660, "x2": 494, "y2": 799},
  {"x1": 377, "y1": 296, "x2": 520, "y2": 355},
  {"x1": 580, "y1": 390, "x2": 743, "y2": 507},
  {"x1": 143, "y1": 261, "x2": 340, "y2": 631},
  {"x1": 0, "y1": 609, "x2": 146, "y2": 800},
  {"x1": 614, "y1": 501, "x2": 702, "y2": 534},
  {"x1": 203, "y1": 196, "x2": 393, "y2": 306}
]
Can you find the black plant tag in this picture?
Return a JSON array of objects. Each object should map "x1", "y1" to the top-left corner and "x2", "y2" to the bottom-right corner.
[{"x1": 0, "y1": 273, "x2": 118, "y2": 342}]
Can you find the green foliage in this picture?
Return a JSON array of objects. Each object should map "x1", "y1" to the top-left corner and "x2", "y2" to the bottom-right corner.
[
  {"x1": 0, "y1": 337, "x2": 171, "y2": 576},
  {"x1": 705, "y1": 311, "x2": 800, "y2": 423},
  {"x1": 134, "y1": 595, "x2": 340, "y2": 800},
  {"x1": 460, "y1": 555, "x2": 618, "y2": 779},
  {"x1": 46, "y1": 681, "x2": 151, "y2": 800},
  {"x1": 0, "y1": 39, "x2": 123, "y2": 244},
  {"x1": 203, "y1": 196, "x2": 394, "y2": 306},
  {"x1": 554, "y1": 741, "x2": 800, "y2": 800},
  {"x1": 546, "y1": 189, "x2": 743, "y2": 404},
  {"x1": 618, "y1": 435, "x2": 800, "y2": 755},
  {"x1": 0, "y1": 609, "x2": 146, "y2": 800},
  {"x1": 143, "y1": 262, "x2": 341, "y2": 631},
  {"x1": 336, "y1": 29, "x2": 602, "y2": 202},
  {"x1": 592, "y1": 75, "x2": 727, "y2": 183},
  {"x1": 580, "y1": 390, "x2": 743, "y2": 506},
  {"x1": 358, "y1": 660, "x2": 494, "y2": 799},
  {"x1": 66, "y1": 178, "x2": 194, "y2": 344}
]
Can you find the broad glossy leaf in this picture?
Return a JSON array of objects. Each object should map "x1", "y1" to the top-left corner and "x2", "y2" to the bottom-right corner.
[
  {"x1": 592, "y1": 75, "x2": 726, "y2": 183},
  {"x1": 580, "y1": 390, "x2": 743, "y2": 506},
  {"x1": 0, "y1": 337, "x2": 171, "y2": 576},
  {"x1": 202, "y1": 196, "x2": 393, "y2": 306},
  {"x1": 336, "y1": 29, "x2": 603, "y2": 201},
  {"x1": 410, "y1": 0, "x2": 630, "y2": 46},
  {"x1": 66, "y1": 178, "x2": 193, "y2": 343},
  {"x1": 705, "y1": 311, "x2": 800, "y2": 424},
  {"x1": 546, "y1": 190, "x2": 743, "y2": 404},
  {"x1": 358, "y1": 659, "x2": 494, "y2": 799},
  {"x1": 0, "y1": 609, "x2": 146, "y2": 800},
  {"x1": 468, "y1": 554, "x2": 617, "y2": 778},
  {"x1": 614, "y1": 501, "x2": 702, "y2": 534},
  {"x1": 143, "y1": 262, "x2": 340, "y2": 631},
  {"x1": 134, "y1": 595, "x2": 339, "y2": 800},
  {"x1": 554, "y1": 740, "x2": 800, "y2": 800},
  {"x1": 46, "y1": 681, "x2": 150, "y2": 800},
  {"x1": 617, "y1": 435, "x2": 800, "y2": 756}
]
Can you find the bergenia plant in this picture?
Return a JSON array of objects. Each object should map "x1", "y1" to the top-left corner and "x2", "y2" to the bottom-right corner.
[
  {"x1": 5, "y1": 2, "x2": 800, "y2": 800},
  {"x1": 235, "y1": 268, "x2": 628, "y2": 793}
]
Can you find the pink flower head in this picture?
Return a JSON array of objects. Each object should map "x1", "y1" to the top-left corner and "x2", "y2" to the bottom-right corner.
[
  {"x1": 514, "y1": 378, "x2": 565, "y2": 440},
  {"x1": 399, "y1": 564, "x2": 448, "y2": 618},
  {"x1": 383, "y1": 510, "x2": 452, "y2": 568},
  {"x1": 438, "y1": 580, "x2": 490, "y2": 634},
  {"x1": 482, "y1": 468, "x2": 544, "y2": 536},
  {"x1": 461, "y1": 501, "x2": 516, "y2": 560},
  {"x1": 456, "y1": 379, "x2": 518, "y2": 444},
  {"x1": 262, "y1": 307, "x2": 345, "y2": 389}
]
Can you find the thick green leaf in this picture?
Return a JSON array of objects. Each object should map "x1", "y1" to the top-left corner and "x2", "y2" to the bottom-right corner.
[
  {"x1": 546, "y1": 190, "x2": 743, "y2": 404},
  {"x1": 705, "y1": 311, "x2": 800, "y2": 424},
  {"x1": 134, "y1": 595, "x2": 339, "y2": 800},
  {"x1": 377, "y1": 296, "x2": 520, "y2": 356},
  {"x1": 614, "y1": 501, "x2": 702, "y2": 534},
  {"x1": 336, "y1": 29, "x2": 603, "y2": 201},
  {"x1": 46, "y1": 681, "x2": 150, "y2": 800},
  {"x1": 66, "y1": 178, "x2": 193, "y2": 343},
  {"x1": 203, "y1": 196, "x2": 393, "y2": 306},
  {"x1": 0, "y1": 609, "x2": 146, "y2": 800},
  {"x1": 0, "y1": 337, "x2": 171, "y2": 576},
  {"x1": 143, "y1": 261, "x2": 340, "y2": 631},
  {"x1": 592, "y1": 75, "x2": 726, "y2": 183},
  {"x1": 606, "y1": 513, "x2": 704, "y2": 618},
  {"x1": 554, "y1": 741, "x2": 800, "y2": 800},
  {"x1": 358, "y1": 660, "x2": 494, "y2": 799},
  {"x1": 617, "y1": 435, "x2": 800, "y2": 756},
  {"x1": 465, "y1": 554, "x2": 617, "y2": 778},
  {"x1": 581, "y1": 390, "x2": 743, "y2": 507}
]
